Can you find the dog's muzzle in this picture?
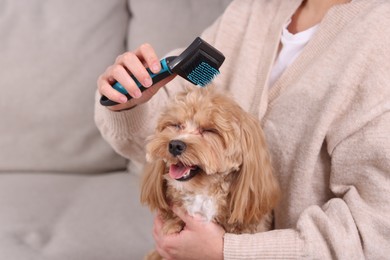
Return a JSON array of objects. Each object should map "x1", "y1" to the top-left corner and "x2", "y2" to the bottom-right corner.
[{"x1": 169, "y1": 140, "x2": 186, "y2": 156}]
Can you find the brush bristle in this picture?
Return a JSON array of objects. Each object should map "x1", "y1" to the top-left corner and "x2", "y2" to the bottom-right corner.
[
  {"x1": 187, "y1": 61, "x2": 220, "y2": 87},
  {"x1": 172, "y1": 38, "x2": 225, "y2": 87}
]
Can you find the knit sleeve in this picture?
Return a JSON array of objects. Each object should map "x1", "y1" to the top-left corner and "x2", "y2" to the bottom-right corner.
[
  {"x1": 224, "y1": 110, "x2": 390, "y2": 259},
  {"x1": 224, "y1": 229, "x2": 306, "y2": 259},
  {"x1": 301, "y1": 110, "x2": 390, "y2": 259},
  {"x1": 323, "y1": 111, "x2": 390, "y2": 258},
  {"x1": 94, "y1": 92, "x2": 152, "y2": 164}
]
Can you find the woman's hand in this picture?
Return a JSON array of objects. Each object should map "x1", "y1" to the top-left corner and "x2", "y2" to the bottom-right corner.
[
  {"x1": 97, "y1": 43, "x2": 176, "y2": 111},
  {"x1": 153, "y1": 207, "x2": 225, "y2": 260}
]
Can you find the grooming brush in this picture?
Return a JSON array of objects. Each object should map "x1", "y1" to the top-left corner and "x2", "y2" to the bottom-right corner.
[{"x1": 100, "y1": 37, "x2": 225, "y2": 106}]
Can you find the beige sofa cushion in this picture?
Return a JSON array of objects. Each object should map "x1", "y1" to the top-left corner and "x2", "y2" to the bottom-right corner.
[
  {"x1": 0, "y1": 0, "x2": 128, "y2": 173},
  {"x1": 0, "y1": 1, "x2": 232, "y2": 259},
  {"x1": 127, "y1": 0, "x2": 232, "y2": 56},
  {"x1": 0, "y1": 172, "x2": 154, "y2": 260}
]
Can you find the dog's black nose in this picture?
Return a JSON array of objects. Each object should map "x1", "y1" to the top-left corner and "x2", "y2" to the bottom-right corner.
[{"x1": 169, "y1": 140, "x2": 186, "y2": 156}]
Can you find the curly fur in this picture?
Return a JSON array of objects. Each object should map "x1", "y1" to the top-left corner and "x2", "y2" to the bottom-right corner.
[{"x1": 140, "y1": 87, "x2": 280, "y2": 259}]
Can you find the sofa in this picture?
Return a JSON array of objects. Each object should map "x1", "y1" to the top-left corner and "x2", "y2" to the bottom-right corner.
[{"x1": 0, "y1": 1, "x2": 231, "y2": 259}]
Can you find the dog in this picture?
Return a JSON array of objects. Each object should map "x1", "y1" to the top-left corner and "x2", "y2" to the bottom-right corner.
[{"x1": 140, "y1": 87, "x2": 280, "y2": 259}]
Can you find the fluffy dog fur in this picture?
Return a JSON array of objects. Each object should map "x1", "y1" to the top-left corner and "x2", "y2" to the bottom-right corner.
[{"x1": 140, "y1": 87, "x2": 280, "y2": 259}]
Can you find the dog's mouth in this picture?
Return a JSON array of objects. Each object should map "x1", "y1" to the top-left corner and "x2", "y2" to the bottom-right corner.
[{"x1": 169, "y1": 162, "x2": 201, "y2": 182}]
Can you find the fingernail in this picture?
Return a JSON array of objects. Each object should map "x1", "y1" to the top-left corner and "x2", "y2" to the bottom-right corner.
[
  {"x1": 143, "y1": 77, "x2": 153, "y2": 87},
  {"x1": 133, "y1": 90, "x2": 142, "y2": 99},
  {"x1": 119, "y1": 96, "x2": 128, "y2": 103},
  {"x1": 152, "y1": 62, "x2": 160, "y2": 73}
]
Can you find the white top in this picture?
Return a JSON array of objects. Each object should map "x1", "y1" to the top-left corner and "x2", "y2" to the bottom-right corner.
[{"x1": 268, "y1": 21, "x2": 319, "y2": 87}]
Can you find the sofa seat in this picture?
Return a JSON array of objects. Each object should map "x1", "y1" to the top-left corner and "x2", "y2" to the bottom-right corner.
[
  {"x1": 0, "y1": 172, "x2": 154, "y2": 260},
  {"x1": 0, "y1": 0, "x2": 232, "y2": 259}
]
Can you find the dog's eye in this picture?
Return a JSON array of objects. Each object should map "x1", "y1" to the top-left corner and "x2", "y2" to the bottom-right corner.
[
  {"x1": 201, "y1": 128, "x2": 219, "y2": 135},
  {"x1": 169, "y1": 124, "x2": 182, "y2": 130}
]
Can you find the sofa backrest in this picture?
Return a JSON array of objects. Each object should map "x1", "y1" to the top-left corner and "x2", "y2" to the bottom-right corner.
[
  {"x1": 0, "y1": 0, "x2": 231, "y2": 174},
  {"x1": 127, "y1": 0, "x2": 232, "y2": 56}
]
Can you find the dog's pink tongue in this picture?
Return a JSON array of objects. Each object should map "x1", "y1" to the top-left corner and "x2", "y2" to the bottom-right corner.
[{"x1": 169, "y1": 163, "x2": 190, "y2": 179}]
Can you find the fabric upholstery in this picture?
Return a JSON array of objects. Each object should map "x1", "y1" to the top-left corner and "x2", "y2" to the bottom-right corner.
[
  {"x1": 0, "y1": 0, "x2": 129, "y2": 173},
  {"x1": 0, "y1": 0, "x2": 231, "y2": 259},
  {"x1": 127, "y1": 0, "x2": 232, "y2": 56},
  {"x1": 0, "y1": 172, "x2": 154, "y2": 260}
]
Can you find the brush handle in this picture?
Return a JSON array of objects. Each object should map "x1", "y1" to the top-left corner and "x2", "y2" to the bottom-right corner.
[{"x1": 100, "y1": 58, "x2": 173, "y2": 106}]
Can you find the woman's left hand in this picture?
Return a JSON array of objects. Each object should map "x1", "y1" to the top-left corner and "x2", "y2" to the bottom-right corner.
[{"x1": 153, "y1": 207, "x2": 225, "y2": 260}]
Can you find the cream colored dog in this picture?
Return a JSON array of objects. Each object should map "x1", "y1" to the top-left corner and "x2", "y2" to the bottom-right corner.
[{"x1": 141, "y1": 87, "x2": 280, "y2": 259}]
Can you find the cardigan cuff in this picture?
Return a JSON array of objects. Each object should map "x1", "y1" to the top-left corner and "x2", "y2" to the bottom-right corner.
[{"x1": 224, "y1": 229, "x2": 305, "y2": 259}]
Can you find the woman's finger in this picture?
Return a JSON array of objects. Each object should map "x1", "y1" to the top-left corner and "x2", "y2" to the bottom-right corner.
[{"x1": 135, "y1": 43, "x2": 161, "y2": 73}]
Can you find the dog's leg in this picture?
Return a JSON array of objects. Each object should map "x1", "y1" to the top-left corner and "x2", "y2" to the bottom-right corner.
[{"x1": 162, "y1": 216, "x2": 185, "y2": 235}]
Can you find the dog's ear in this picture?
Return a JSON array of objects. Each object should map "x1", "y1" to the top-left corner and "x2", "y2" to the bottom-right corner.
[
  {"x1": 140, "y1": 160, "x2": 169, "y2": 212},
  {"x1": 228, "y1": 114, "x2": 280, "y2": 226}
]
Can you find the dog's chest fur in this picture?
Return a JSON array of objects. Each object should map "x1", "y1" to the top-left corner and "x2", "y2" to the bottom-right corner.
[
  {"x1": 182, "y1": 193, "x2": 217, "y2": 222},
  {"x1": 166, "y1": 179, "x2": 271, "y2": 233},
  {"x1": 166, "y1": 177, "x2": 232, "y2": 225}
]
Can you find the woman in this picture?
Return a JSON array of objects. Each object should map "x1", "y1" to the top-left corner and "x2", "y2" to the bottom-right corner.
[{"x1": 95, "y1": 0, "x2": 390, "y2": 258}]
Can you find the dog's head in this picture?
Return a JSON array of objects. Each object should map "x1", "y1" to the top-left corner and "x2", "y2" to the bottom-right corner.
[{"x1": 140, "y1": 87, "x2": 279, "y2": 226}]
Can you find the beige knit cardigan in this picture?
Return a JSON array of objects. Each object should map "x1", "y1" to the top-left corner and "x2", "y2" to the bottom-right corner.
[{"x1": 95, "y1": 0, "x2": 390, "y2": 258}]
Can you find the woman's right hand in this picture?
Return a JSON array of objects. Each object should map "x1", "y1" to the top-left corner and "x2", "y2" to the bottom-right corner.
[{"x1": 97, "y1": 43, "x2": 176, "y2": 111}]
